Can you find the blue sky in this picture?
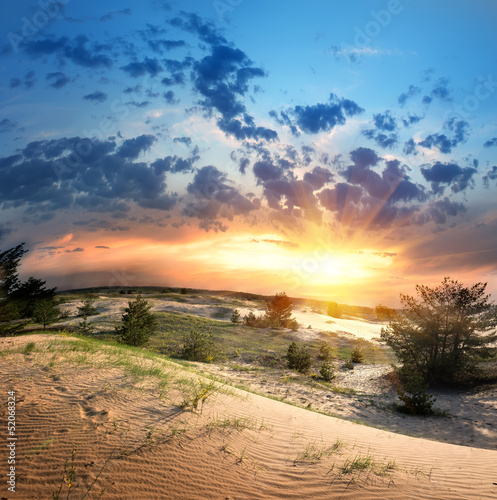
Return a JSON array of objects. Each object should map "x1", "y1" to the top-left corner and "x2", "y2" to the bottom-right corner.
[{"x1": 1, "y1": 0, "x2": 496, "y2": 305}]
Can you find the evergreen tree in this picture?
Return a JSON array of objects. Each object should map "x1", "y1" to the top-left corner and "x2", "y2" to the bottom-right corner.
[
  {"x1": 265, "y1": 292, "x2": 294, "y2": 327},
  {"x1": 117, "y1": 295, "x2": 157, "y2": 346},
  {"x1": 33, "y1": 298, "x2": 61, "y2": 330}
]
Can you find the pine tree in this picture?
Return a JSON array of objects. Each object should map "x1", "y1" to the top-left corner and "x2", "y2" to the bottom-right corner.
[
  {"x1": 116, "y1": 295, "x2": 157, "y2": 346},
  {"x1": 265, "y1": 292, "x2": 294, "y2": 327},
  {"x1": 33, "y1": 298, "x2": 61, "y2": 330}
]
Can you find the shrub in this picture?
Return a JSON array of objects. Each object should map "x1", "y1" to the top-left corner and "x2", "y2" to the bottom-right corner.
[
  {"x1": 327, "y1": 301, "x2": 342, "y2": 318},
  {"x1": 180, "y1": 288, "x2": 188, "y2": 295},
  {"x1": 375, "y1": 304, "x2": 397, "y2": 320},
  {"x1": 344, "y1": 360, "x2": 354, "y2": 370},
  {"x1": 318, "y1": 341, "x2": 332, "y2": 361},
  {"x1": 116, "y1": 295, "x2": 157, "y2": 347},
  {"x1": 395, "y1": 370, "x2": 436, "y2": 415},
  {"x1": 319, "y1": 361, "x2": 335, "y2": 382},
  {"x1": 77, "y1": 294, "x2": 99, "y2": 317},
  {"x1": 351, "y1": 347, "x2": 365, "y2": 364},
  {"x1": 182, "y1": 329, "x2": 215, "y2": 362},
  {"x1": 287, "y1": 341, "x2": 312, "y2": 374},
  {"x1": 243, "y1": 311, "x2": 258, "y2": 327}
]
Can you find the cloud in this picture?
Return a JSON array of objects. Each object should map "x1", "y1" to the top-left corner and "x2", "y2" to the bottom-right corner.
[
  {"x1": 151, "y1": 152, "x2": 200, "y2": 174},
  {"x1": 403, "y1": 138, "x2": 417, "y2": 156},
  {"x1": 284, "y1": 93, "x2": 363, "y2": 135},
  {"x1": 121, "y1": 57, "x2": 163, "y2": 77},
  {"x1": 170, "y1": 12, "x2": 228, "y2": 46},
  {"x1": 372, "y1": 111, "x2": 396, "y2": 132},
  {"x1": 483, "y1": 166, "x2": 497, "y2": 188},
  {"x1": 398, "y1": 85, "x2": 421, "y2": 106},
  {"x1": 420, "y1": 161, "x2": 477, "y2": 194},
  {"x1": 173, "y1": 136, "x2": 192, "y2": 146},
  {"x1": 99, "y1": 8, "x2": 131, "y2": 22},
  {"x1": 303, "y1": 166, "x2": 334, "y2": 189},
  {"x1": 117, "y1": 134, "x2": 157, "y2": 160},
  {"x1": 23, "y1": 34, "x2": 112, "y2": 69},
  {"x1": 66, "y1": 247, "x2": 84, "y2": 253},
  {"x1": 428, "y1": 197, "x2": 467, "y2": 224},
  {"x1": 341, "y1": 149, "x2": 426, "y2": 204},
  {"x1": 183, "y1": 166, "x2": 258, "y2": 231},
  {"x1": 430, "y1": 77, "x2": 451, "y2": 101},
  {"x1": 24, "y1": 71, "x2": 36, "y2": 88},
  {"x1": 402, "y1": 114, "x2": 423, "y2": 127},
  {"x1": 163, "y1": 90, "x2": 177, "y2": 104},
  {"x1": 0, "y1": 119, "x2": 17, "y2": 134},
  {"x1": 484, "y1": 138, "x2": 497, "y2": 148},
  {"x1": 418, "y1": 119, "x2": 470, "y2": 154},
  {"x1": 10, "y1": 78, "x2": 21, "y2": 88},
  {"x1": 83, "y1": 91, "x2": 108, "y2": 103},
  {"x1": 95, "y1": 245, "x2": 110, "y2": 249},
  {"x1": 148, "y1": 39, "x2": 187, "y2": 54},
  {"x1": 0, "y1": 136, "x2": 177, "y2": 217},
  {"x1": 46, "y1": 72, "x2": 70, "y2": 88},
  {"x1": 252, "y1": 161, "x2": 286, "y2": 184}
]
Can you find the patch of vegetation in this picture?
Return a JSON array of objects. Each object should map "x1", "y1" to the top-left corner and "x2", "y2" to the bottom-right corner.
[
  {"x1": 181, "y1": 329, "x2": 216, "y2": 362},
  {"x1": 351, "y1": 347, "x2": 365, "y2": 364},
  {"x1": 116, "y1": 295, "x2": 157, "y2": 347},
  {"x1": 287, "y1": 341, "x2": 312, "y2": 374}
]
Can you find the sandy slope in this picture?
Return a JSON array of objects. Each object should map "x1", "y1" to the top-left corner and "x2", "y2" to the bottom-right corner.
[{"x1": 1, "y1": 334, "x2": 496, "y2": 499}]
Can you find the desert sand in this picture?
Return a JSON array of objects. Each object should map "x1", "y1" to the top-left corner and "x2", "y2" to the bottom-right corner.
[{"x1": 1, "y1": 334, "x2": 496, "y2": 499}]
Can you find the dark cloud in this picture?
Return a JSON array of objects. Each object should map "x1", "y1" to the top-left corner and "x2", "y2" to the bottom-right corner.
[
  {"x1": 163, "y1": 90, "x2": 177, "y2": 104},
  {"x1": 403, "y1": 138, "x2": 417, "y2": 156},
  {"x1": 46, "y1": 71, "x2": 70, "y2": 88},
  {"x1": 10, "y1": 78, "x2": 21, "y2": 88},
  {"x1": 121, "y1": 57, "x2": 162, "y2": 77},
  {"x1": 148, "y1": 39, "x2": 187, "y2": 54},
  {"x1": 83, "y1": 91, "x2": 108, "y2": 103},
  {"x1": 341, "y1": 149, "x2": 426, "y2": 205},
  {"x1": 418, "y1": 119, "x2": 469, "y2": 154},
  {"x1": 372, "y1": 111, "x2": 396, "y2": 132},
  {"x1": 183, "y1": 166, "x2": 258, "y2": 231},
  {"x1": 483, "y1": 166, "x2": 497, "y2": 188},
  {"x1": 285, "y1": 93, "x2": 363, "y2": 135},
  {"x1": 363, "y1": 129, "x2": 398, "y2": 149},
  {"x1": 23, "y1": 35, "x2": 112, "y2": 69},
  {"x1": 126, "y1": 100, "x2": 150, "y2": 108},
  {"x1": 95, "y1": 245, "x2": 110, "y2": 249},
  {"x1": 318, "y1": 182, "x2": 363, "y2": 216},
  {"x1": 238, "y1": 158, "x2": 250, "y2": 174},
  {"x1": 170, "y1": 12, "x2": 228, "y2": 46},
  {"x1": 173, "y1": 136, "x2": 192, "y2": 146},
  {"x1": 420, "y1": 161, "x2": 477, "y2": 194},
  {"x1": 484, "y1": 138, "x2": 497, "y2": 148},
  {"x1": 99, "y1": 8, "x2": 131, "y2": 22},
  {"x1": 151, "y1": 152, "x2": 200, "y2": 174},
  {"x1": 430, "y1": 77, "x2": 451, "y2": 101},
  {"x1": 217, "y1": 117, "x2": 277, "y2": 142},
  {"x1": 24, "y1": 71, "x2": 36, "y2": 88},
  {"x1": 0, "y1": 119, "x2": 17, "y2": 134},
  {"x1": 402, "y1": 114, "x2": 423, "y2": 127},
  {"x1": 398, "y1": 85, "x2": 421, "y2": 106},
  {"x1": 252, "y1": 161, "x2": 285, "y2": 184},
  {"x1": 0, "y1": 135, "x2": 179, "y2": 221},
  {"x1": 117, "y1": 134, "x2": 157, "y2": 160},
  {"x1": 303, "y1": 166, "x2": 333, "y2": 189},
  {"x1": 66, "y1": 247, "x2": 84, "y2": 253},
  {"x1": 428, "y1": 197, "x2": 467, "y2": 224}
]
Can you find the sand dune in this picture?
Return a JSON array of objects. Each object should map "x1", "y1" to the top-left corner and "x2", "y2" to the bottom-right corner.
[{"x1": 1, "y1": 334, "x2": 496, "y2": 499}]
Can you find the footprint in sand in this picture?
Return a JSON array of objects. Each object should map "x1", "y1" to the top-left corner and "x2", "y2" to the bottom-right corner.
[{"x1": 77, "y1": 402, "x2": 111, "y2": 424}]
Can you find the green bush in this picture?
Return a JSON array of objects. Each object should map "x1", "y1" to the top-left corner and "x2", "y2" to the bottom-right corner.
[
  {"x1": 319, "y1": 361, "x2": 335, "y2": 382},
  {"x1": 287, "y1": 341, "x2": 312, "y2": 374},
  {"x1": 395, "y1": 370, "x2": 436, "y2": 415},
  {"x1": 181, "y1": 329, "x2": 215, "y2": 362},
  {"x1": 351, "y1": 347, "x2": 365, "y2": 364},
  {"x1": 77, "y1": 294, "x2": 99, "y2": 317},
  {"x1": 327, "y1": 301, "x2": 342, "y2": 318},
  {"x1": 318, "y1": 341, "x2": 332, "y2": 361}
]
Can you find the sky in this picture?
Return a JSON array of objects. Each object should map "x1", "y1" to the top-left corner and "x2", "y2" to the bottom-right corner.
[{"x1": 1, "y1": 0, "x2": 497, "y2": 306}]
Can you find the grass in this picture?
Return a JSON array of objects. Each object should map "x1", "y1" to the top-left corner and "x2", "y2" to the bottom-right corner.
[
  {"x1": 295, "y1": 438, "x2": 344, "y2": 463},
  {"x1": 340, "y1": 452, "x2": 397, "y2": 477}
]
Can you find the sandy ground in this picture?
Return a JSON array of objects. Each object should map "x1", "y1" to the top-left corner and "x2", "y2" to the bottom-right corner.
[{"x1": 1, "y1": 334, "x2": 496, "y2": 499}]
